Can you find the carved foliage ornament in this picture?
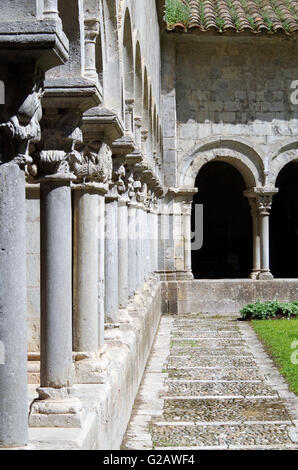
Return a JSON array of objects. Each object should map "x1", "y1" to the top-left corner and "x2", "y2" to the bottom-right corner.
[{"x1": 0, "y1": 84, "x2": 43, "y2": 167}]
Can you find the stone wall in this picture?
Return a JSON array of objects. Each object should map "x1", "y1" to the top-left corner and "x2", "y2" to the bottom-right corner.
[
  {"x1": 161, "y1": 35, "x2": 298, "y2": 188},
  {"x1": 163, "y1": 279, "x2": 298, "y2": 315},
  {"x1": 26, "y1": 188, "x2": 40, "y2": 353}
]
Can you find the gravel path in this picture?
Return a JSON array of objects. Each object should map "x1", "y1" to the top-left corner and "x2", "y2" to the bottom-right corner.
[{"x1": 123, "y1": 314, "x2": 298, "y2": 450}]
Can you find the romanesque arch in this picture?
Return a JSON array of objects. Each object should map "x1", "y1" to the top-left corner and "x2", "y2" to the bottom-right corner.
[
  {"x1": 122, "y1": 8, "x2": 134, "y2": 100},
  {"x1": 267, "y1": 141, "x2": 298, "y2": 187},
  {"x1": 101, "y1": 0, "x2": 121, "y2": 110},
  {"x1": 134, "y1": 40, "x2": 143, "y2": 117},
  {"x1": 178, "y1": 138, "x2": 265, "y2": 190}
]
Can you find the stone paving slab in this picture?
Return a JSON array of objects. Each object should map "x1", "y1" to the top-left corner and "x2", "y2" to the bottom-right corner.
[
  {"x1": 155, "y1": 398, "x2": 291, "y2": 422},
  {"x1": 172, "y1": 330, "x2": 242, "y2": 338},
  {"x1": 167, "y1": 356, "x2": 257, "y2": 368},
  {"x1": 164, "y1": 381, "x2": 277, "y2": 397},
  {"x1": 171, "y1": 339, "x2": 245, "y2": 347},
  {"x1": 170, "y1": 347, "x2": 252, "y2": 356},
  {"x1": 151, "y1": 423, "x2": 293, "y2": 448},
  {"x1": 167, "y1": 368, "x2": 262, "y2": 380}
]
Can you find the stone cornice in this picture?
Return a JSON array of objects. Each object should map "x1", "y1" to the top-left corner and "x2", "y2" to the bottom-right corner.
[
  {"x1": 82, "y1": 107, "x2": 124, "y2": 145},
  {"x1": 42, "y1": 77, "x2": 102, "y2": 112},
  {"x1": 0, "y1": 20, "x2": 69, "y2": 70}
]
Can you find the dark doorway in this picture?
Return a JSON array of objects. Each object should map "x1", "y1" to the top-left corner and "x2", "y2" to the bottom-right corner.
[
  {"x1": 191, "y1": 161, "x2": 252, "y2": 279},
  {"x1": 270, "y1": 161, "x2": 298, "y2": 278}
]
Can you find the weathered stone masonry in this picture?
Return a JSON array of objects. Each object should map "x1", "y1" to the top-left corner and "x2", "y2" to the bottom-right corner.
[{"x1": 1, "y1": 0, "x2": 298, "y2": 450}]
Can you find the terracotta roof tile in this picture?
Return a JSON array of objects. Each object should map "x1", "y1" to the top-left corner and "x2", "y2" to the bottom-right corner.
[{"x1": 165, "y1": 0, "x2": 298, "y2": 34}]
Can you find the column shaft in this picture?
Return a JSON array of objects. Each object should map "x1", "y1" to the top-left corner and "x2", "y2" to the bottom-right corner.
[
  {"x1": 0, "y1": 164, "x2": 27, "y2": 447},
  {"x1": 128, "y1": 203, "x2": 137, "y2": 297},
  {"x1": 105, "y1": 198, "x2": 119, "y2": 322},
  {"x1": 250, "y1": 203, "x2": 261, "y2": 279},
  {"x1": 260, "y1": 213, "x2": 270, "y2": 272},
  {"x1": 184, "y1": 204, "x2": 192, "y2": 273},
  {"x1": 73, "y1": 190, "x2": 99, "y2": 352},
  {"x1": 118, "y1": 199, "x2": 128, "y2": 309},
  {"x1": 40, "y1": 181, "x2": 73, "y2": 388},
  {"x1": 136, "y1": 205, "x2": 143, "y2": 291},
  {"x1": 98, "y1": 194, "x2": 105, "y2": 348}
]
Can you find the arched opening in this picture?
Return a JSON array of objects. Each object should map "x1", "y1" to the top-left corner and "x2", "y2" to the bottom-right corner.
[
  {"x1": 270, "y1": 161, "x2": 298, "y2": 278},
  {"x1": 123, "y1": 9, "x2": 134, "y2": 99},
  {"x1": 134, "y1": 41, "x2": 142, "y2": 117},
  {"x1": 191, "y1": 161, "x2": 252, "y2": 279}
]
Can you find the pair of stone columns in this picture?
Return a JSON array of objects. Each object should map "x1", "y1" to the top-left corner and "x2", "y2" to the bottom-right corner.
[{"x1": 246, "y1": 189, "x2": 278, "y2": 280}]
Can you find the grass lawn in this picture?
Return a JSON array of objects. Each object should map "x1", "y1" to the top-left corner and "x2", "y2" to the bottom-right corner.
[{"x1": 252, "y1": 318, "x2": 298, "y2": 395}]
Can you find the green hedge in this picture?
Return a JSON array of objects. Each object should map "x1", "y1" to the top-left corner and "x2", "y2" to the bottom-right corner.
[{"x1": 240, "y1": 300, "x2": 298, "y2": 320}]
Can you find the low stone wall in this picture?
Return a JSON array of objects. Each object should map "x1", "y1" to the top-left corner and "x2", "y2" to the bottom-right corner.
[
  {"x1": 164, "y1": 279, "x2": 298, "y2": 315},
  {"x1": 28, "y1": 279, "x2": 162, "y2": 450}
]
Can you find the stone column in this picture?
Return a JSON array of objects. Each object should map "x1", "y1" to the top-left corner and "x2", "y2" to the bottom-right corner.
[
  {"x1": 84, "y1": 18, "x2": 100, "y2": 82},
  {"x1": 73, "y1": 188, "x2": 99, "y2": 353},
  {"x1": 153, "y1": 206, "x2": 159, "y2": 273},
  {"x1": 0, "y1": 164, "x2": 28, "y2": 447},
  {"x1": 98, "y1": 192, "x2": 106, "y2": 347},
  {"x1": 143, "y1": 207, "x2": 149, "y2": 282},
  {"x1": 135, "y1": 203, "x2": 143, "y2": 291},
  {"x1": 0, "y1": 82, "x2": 44, "y2": 447},
  {"x1": 40, "y1": 181, "x2": 73, "y2": 386},
  {"x1": 43, "y1": 0, "x2": 60, "y2": 21},
  {"x1": 125, "y1": 99, "x2": 134, "y2": 138},
  {"x1": 29, "y1": 112, "x2": 84, "y2": 428},
  {"x1": 30, "y1": 179, "x2": 82, "y2": 427},
  {"x1": 184, "y1": 202, "x2": 193, "y2": 275},
  {"x1": 118, "y1": 197, "x2": 129, "y2": 309},
  {"x1": 249, "y1": 198, "x2": 261, "y2": 280},
  {"x1": 105, "y1": 195, "x2": 119, "y2": 322},
  {"x1": 72, "y1": 180, "x2": 108, "y2": 385},
  {"x1": 128, "y1": 200, "x2": 137, "y2": 297},
  {"x1": 257, "y1": 193, "x2": 276, "y2": 280}
]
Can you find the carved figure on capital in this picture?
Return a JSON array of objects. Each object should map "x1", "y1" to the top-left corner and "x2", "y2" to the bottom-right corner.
[{"x1": 0, "y1": 82, "x2": 43, "y2": 167}]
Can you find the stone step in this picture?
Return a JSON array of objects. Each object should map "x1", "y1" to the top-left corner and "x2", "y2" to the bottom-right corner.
[
  {"x1": 172, "y1": 326, "x2": 239, "y2": 331},
  {"x1": 170, "y1": 339, "x2": 244, "y2": 347},
  {"x1": 164, "y1": 381, "x2": 276, "y2": 397},
  {"x1": 167, "y1": 356, "x2": 257, "y2": 368},
  {"x1": 155, "y1": 398, "x2": 291, "y2": 423},
  {"x1": 150, "y1": 422, "x2": 294, "y2": 448},
  {"x1": 170, "y1": 348, "x2": 252, "y2": 356},
  {"x1": 172, "y1": 331, "x2": 243, "y2": 339},
  {"x1": 167, "y1": 367, "x2": 261, "y2": 381}
]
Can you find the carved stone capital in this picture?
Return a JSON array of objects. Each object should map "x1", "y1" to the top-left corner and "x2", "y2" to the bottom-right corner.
[
  {"x1": 257, "y1": 195, "x2": 273, "y2": 216},
  {"x1": 109, "y1": 157, "x2": 126, "y2": 197},
  {"x1": 72, "y1": 141, "x2": 113, "y2": 189},
  {"x1": 29, "y1": 110, "x2": 83, "y2": 181},
  {"x1": 0, "y1": 84, "x2": 43, "y2": 168},
  {"x1": 84, "y1": 18, "x2": 100, "y2": 42}
]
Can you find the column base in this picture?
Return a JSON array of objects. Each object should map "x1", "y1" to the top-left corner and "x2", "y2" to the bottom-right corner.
[
  {"x1": 257, "y1": 271, "x2": 274, "y2": 280},
  {"x1": 29, "y1": 387, "x2": 83, "y2": 428},
  {"x1": 74, "y1": 348, "x2": 110, "y2": 384},
  {"x1": 249, "y1": 270, "x2": 261, "y2": 280}
]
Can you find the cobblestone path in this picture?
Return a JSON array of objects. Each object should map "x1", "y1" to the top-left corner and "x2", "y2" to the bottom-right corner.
[{"x1": 123, "y1": 314, "x2": 298, "y2": 450}]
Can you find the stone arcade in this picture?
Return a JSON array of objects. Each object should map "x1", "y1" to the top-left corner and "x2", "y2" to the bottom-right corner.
[{"x1": 0, "y1": 0, "x2": 298, "y2": 450}]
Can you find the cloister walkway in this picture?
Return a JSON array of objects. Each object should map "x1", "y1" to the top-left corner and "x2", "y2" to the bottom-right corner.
[{"x1": 123, "y1": 313, "x2": 298, "y2": 450}]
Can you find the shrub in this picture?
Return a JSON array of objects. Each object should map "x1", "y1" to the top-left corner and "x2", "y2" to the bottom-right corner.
[
  {"x1": 164, "y1": 0, "x2": 190, "y2": 28},
  {"x1": 240, "y1": 300, "x2": 298, "y2": 320}
]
